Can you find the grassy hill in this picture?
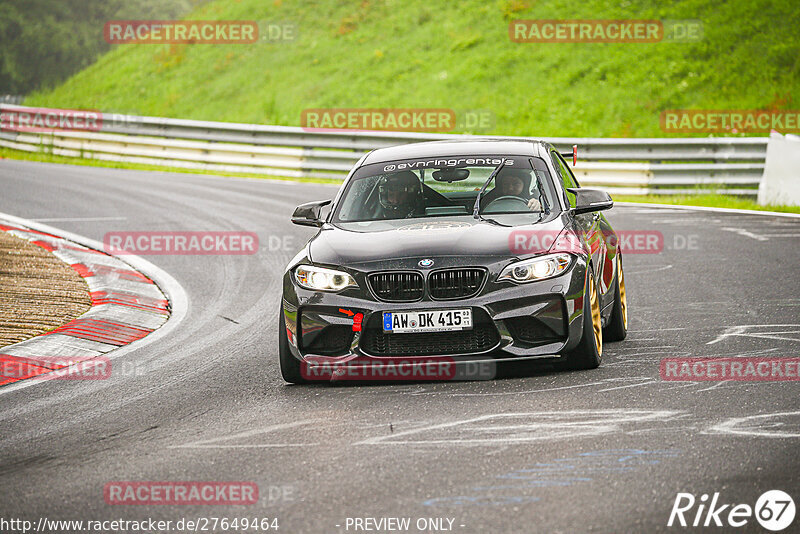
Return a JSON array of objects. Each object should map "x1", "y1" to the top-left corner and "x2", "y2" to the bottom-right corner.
[{"x1": 23, "y1": 0, "x2": 800, "y2": 137}]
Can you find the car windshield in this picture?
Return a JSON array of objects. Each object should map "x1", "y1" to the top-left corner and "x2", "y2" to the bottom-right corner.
[{"x1": 332, "y1": 155, "x2": 558, "y2": 224}]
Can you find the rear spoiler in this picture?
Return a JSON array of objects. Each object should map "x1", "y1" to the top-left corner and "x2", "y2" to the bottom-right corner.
[{"x1": 560, "y1": 144, "x2": 578, "y2": 166}]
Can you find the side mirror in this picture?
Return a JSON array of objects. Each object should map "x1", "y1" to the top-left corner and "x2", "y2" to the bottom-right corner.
[
  {"x1": 291, "y1": 199, "x2": 331, "y2": 227},
  {"x1": 567, "y1": 188, "x2": 613, "y2": 215}
]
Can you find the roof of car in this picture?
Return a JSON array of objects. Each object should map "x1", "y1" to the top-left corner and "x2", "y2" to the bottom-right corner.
[{"x1": 361, "y1": 139, "x2": 549, "y2": 165}]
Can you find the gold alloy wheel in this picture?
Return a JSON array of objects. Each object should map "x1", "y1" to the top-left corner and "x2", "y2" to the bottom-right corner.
[
  {"x1": 590, "y1": 274, "x2": 602, "y2": 356},
  {"x1": 618, "y1": 256, "x2": 628, "y2": 329}
]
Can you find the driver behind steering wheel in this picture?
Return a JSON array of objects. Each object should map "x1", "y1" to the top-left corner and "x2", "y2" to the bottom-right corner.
[
  {"x1": 486, "y1": 169, "x2": 542, "y2": 211},
  {"x1": 377, "y1": 171, "x2": 423, "y2": 219}
]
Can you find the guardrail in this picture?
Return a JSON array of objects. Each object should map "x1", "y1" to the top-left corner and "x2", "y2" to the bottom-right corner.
[{"x1": 0, "y1": 104, "x2": 768, "y2": 195}]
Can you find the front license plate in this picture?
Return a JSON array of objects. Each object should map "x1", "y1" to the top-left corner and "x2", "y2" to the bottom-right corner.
[{"x1": 382, "y1": 309, "x2": 472, "y2": 334}]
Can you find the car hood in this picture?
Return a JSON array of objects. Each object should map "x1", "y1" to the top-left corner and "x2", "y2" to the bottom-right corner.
[{"x1": 308, "y1": 216, "x2": 571, "y2": 266}]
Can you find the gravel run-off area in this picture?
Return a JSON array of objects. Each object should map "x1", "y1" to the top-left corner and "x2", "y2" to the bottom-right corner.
[{"x1": 0, "y1": 230, "x2": 91, "y2": 348}]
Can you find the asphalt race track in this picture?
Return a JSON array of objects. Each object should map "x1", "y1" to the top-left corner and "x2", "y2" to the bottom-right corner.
[{"x1": 1, "y1": 160, "x2": 799, "y2": 533}]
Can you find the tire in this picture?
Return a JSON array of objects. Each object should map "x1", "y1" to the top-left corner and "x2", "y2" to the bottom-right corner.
[
  {"x1": 561, "y1": 266, "x2": 602, "y2": 370},
  {"x1": 279, "y1": 307, "x2": 307, "y2": 384},
  {"x1": 603, "y1": 253, "x2": 628, "y2": 342}
]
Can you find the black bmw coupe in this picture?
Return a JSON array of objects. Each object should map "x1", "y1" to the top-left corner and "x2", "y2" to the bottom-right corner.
[{"x1": 280, "y1": 139, "x2": 627, "y2": 383}]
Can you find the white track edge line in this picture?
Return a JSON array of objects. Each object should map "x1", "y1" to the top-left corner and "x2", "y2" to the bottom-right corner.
[{"x1": 616, "y1": 201, "x2": 800, "y2": 219}]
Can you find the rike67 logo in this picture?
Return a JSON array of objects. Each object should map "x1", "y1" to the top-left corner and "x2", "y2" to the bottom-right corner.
[{"x1": 668, "y1": 490, "x2": 795, "y2": 531}]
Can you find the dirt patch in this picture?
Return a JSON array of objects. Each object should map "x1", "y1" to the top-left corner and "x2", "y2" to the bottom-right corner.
[{"x1": 0, "y1": 231, "x2": 91, "y2": 348}]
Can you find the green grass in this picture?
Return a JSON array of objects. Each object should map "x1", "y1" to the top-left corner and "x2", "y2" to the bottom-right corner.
[
  {"x1": 615, "y1": 194, "x2": 800, "y2": 214},
  {"x1": 24, "y1": 0, "x2": 800, "y2": 137}
]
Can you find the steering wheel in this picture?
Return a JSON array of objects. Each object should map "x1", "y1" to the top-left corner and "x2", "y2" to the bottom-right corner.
[{"x1": 483, "y1": 195, "x2": 531, "y2": 214}]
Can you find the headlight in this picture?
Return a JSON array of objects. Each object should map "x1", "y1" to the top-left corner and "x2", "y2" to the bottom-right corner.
[
  {"x1": 498, "y1": 253, "x2": 573, "y2": 283},
  {"x1": 294, "y1": 265, "x2": 358, "y2": 291}
]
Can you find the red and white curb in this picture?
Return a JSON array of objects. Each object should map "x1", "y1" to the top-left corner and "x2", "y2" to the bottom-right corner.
[{"x1": 0, "y1": 215, "x2": 186, "y2": 389}]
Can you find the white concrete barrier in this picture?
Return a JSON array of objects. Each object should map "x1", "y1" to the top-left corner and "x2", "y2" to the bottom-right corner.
[{"x1": 758, "y1": 132, "x2": 800, "y2": 207}]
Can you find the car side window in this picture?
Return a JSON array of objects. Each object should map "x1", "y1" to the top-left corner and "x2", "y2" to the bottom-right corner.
[{"x1": 551, "y1": 151, "x2": 578, "y2": 208}]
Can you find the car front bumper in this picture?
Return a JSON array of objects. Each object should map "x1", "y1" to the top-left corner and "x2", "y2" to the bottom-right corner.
[{"x1": 281, "y1": 255, "x2": 590, "y2": 378}]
